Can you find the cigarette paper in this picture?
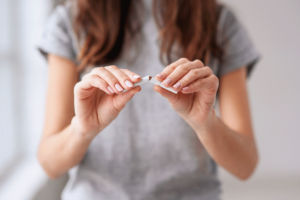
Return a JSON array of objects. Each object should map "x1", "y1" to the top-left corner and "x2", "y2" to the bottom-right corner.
[
  {"x1": 122, "y1": 75, "x2": 151, "y2": 93},
  {"x1": 149, "y1": 78, "x2": 178, "y2": 94},
  {"x1": 121, "y1": 75, "x2": 178, "y2": 94}
]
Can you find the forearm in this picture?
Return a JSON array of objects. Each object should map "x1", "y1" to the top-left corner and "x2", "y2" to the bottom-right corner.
[
  {"x1": 38, "y1": 121, "x2": 94, "y2": 179},
  {"x1": 191, "y1": 110, "x2": 258, "y2": 180}
]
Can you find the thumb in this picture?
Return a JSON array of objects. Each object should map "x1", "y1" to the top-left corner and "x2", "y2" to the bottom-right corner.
[
  {"x1": 113, "y1": 86, "x2": 141, "y2": 111},
  {"x1": 153, "y1": 85, "x2": 179, "y2": 105}
]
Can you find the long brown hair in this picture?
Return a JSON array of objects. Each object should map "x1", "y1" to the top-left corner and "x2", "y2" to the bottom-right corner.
[{"x1": 75, "y1": 0, "x2": 223, "y2": 70}]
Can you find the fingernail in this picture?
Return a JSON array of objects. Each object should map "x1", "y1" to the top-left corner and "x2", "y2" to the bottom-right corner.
[
  {"x1": 156, "y1": 73, "x2": 164, "y2": 78},
  {"x1": 125, "y1": 80, "x2": 133, "y2": 87},
  {"x1": 173, "y1": 82, "x2": 182, "y2": 89},
  {"x1": 182, "y1": 86, "x2": 189, "y2": 91},
  {"x1": 135, "y1": 87, "x2": 141, "y2": 93},
  {"x1": 107, "y1": 86, "x2": 114, "y2": 93},
  {"x1": 115, "y1": 83, "x2": 123, "y2": 92},
  {"x1": 133, "y1": 75, "x2": 141, "y2": 79},
  {"x1": 163, "y1": 78, "x2": 172, "y2": 85}
]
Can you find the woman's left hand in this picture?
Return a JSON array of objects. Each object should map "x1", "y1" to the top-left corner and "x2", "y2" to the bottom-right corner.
[{"x1": 154, "y1": 58, "x2": 219, "y2": 129}]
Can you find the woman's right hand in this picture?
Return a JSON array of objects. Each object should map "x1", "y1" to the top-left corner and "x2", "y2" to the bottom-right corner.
[{"x1": 72, "y1": 66, "x2": 142, "y2": 139}]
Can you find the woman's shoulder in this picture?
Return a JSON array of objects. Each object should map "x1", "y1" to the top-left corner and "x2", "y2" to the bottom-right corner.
[
  {"x1": 218, "y1": 5, "x2": 242, "y2": 35},
  {"x1": 37, "y1": 0, "x2": 79, "y2": 64},
  {"x1": 50, "y1": 0, "x2": 77, "y2": 27},
  {"x1": 216, "y1": 5, "x2": 261, "y2": 77}
]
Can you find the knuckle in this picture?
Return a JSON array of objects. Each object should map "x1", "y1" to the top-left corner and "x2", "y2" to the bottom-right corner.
[
  {"x1": 194, "y1": 59, "x2": 203, "y2": 64},
  {"x1": 89, "y1": 75, "x2": 101, "y2": 85},
  {"x1": 204, "y1": 66, "x2": 213, "y2": 74},
  {"x1": 98, "y1": 66, "x2": 105, "y2": 71},
  {"x1": 211, "y1": 74, "x2": 218, "y2": 82},
  {"x1": 90, "y1": 74, "x2": 98, "y2": 80},
  {"x1": 92, "y1": 67, "x2": 104, "y2": 74},
  {"x1": 211, "y1": 75, "x2": 219, "y2": 88},
  {"x1": 98, "y1": 78, "x2": 105, "y2": 86},
  {"x1": 180, "y1": 58, "x2": 189, "y2": 62},
  {"x1": 205, "y1": 75, "x2": 219, "y2": 92},
  {"x1": 192, "y1": 69, "x2": 199, "y2": 76},
  {"x1": 107, "y1": 65, "x2": 118, "y2": 70},
  {"x1": 179, "y1": 64, "x2": 189, "y2": 71},
  {"x1": 168, "y1": 64, "x2": 176, "y2": 70},
  {"x1": 194, "y1": 59, "x2": 203, "y2": 66}
]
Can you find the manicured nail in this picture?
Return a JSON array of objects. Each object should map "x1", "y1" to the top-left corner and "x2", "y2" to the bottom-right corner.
[
  {"x1": 163, "y1": 78, "x2": 172, "y2": 85},
  {"x1": 182, "y1": 86, "x2": 189, "y2": 91},
  {"x1": 173, "y1": 82, "x2": 182, "y2": 89},
  {"x1": 156, "y1": 73, "x2": 164, "y2": 78},
  {"x1": 125, "y1": 80, "x2": 133, "y2": 87},
  {"x1": 115, "y1": 83, "x2": 123, "y2": 92},
  {"x1": 133, "y1": 75, "x2": 141, "y2": 79},
  {"x1": 107, "y1": 86, "x2": 114, "y2": 93}
]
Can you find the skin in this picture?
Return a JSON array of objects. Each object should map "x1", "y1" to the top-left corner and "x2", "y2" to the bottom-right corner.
[{"x1": 38, "y1": 55, "x2": 258, "y2": 180}]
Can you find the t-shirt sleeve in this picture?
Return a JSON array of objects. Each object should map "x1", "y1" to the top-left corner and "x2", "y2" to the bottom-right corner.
[
  {"x1": 218, "y1": 7, "x2": 260, "y2": 77},
  {"x1": 37, "y1": 5, "x2": 77, "y2": 63}
]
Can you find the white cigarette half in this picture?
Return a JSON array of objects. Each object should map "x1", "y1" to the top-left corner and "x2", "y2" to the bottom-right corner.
[
  {"x1": 149, "y1": 78, "x2": 178, "y2": 94},
  {"x1": 121, "y1": 75, "x2": 151, "y2": 93}
]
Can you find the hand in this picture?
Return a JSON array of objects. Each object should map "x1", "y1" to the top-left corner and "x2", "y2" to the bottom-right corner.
[
  {"x1": 154, "y1": 58, "x2": 219, "y2": 129},
  {"x1": 72, "y1": 66, "x2": 141, "y2": 138}
]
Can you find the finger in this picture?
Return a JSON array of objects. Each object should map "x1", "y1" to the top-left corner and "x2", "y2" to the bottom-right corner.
[
  {"x1": 162, "y1": 60, "x2": 205, "y2": 88},
  {"x1": 105, "y1": 65, "x2": 134, "y2": 90},
  {"x1": 91, "y1": 67, "x2": 123, "y2": 94},
  {"x1": 120, "y1": 69, "x2": 142, "y2": 83},
  {"x1": 155, "y1": 58, "x2": 190, "y2": 81},
  {"x1": 181, "y1": 74, "x2": 219, "y2": 94},
  {"x1": 74, "y1": 75, "x2": 113, "y2": 100},
  {"x1": 172, "y1": 66, "x2": 212, "y2": 91},
  {"x1": 114, "y1": 86, "x2": 141, "y2": 111},
  {"x1": 82, "y1": 73, "x2": 113, "y2": 94}
]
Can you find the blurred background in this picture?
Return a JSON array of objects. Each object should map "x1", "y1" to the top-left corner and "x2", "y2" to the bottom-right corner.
[{"x1": 0, "y1": 0, "x2": 299, "y2": 199}]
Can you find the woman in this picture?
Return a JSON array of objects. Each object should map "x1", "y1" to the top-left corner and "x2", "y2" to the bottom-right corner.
[{"x1": 38, "y1": 0, "x2": 259, "y2": 199}]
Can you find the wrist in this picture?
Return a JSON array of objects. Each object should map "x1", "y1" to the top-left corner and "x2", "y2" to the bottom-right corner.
[
  {"x1": 70, "y1": 116, "x2": 102, "y2": 142},
  {"x1": 188, "y1": 109, "x2": 218, "y2": 134}
]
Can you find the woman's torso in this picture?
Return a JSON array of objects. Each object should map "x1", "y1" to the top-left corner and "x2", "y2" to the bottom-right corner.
[{"x1": 60, "y1": 1, "x2": 221, "y2": 200}]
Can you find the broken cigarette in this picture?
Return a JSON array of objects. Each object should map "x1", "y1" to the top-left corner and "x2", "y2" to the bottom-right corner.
[
  {"x1": 122, "y1": 75, "x2": 178, "y2": 94},
  {"x1": 122, "y1": 75, "x2": 151, "y2": 93},
  {"x1": 149, "y1": 77, "x2": 178, "y2": 94}
]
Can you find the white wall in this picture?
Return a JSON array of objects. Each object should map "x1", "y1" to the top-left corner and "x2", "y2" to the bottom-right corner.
[
  {"x1": 219, "y1": 0, "x2": 300, "y2": 180},
  {"x1": 19, "y1": 0, "x2": 51, "y2": 155},
  {"x1": 0, "y1": 0, "x2": 54, "y2": 199}
]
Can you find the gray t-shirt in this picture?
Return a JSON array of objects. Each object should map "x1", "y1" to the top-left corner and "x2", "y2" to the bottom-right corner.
[{"x1": 38, "y1": 1, "x2": 260, "y2": 200}]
